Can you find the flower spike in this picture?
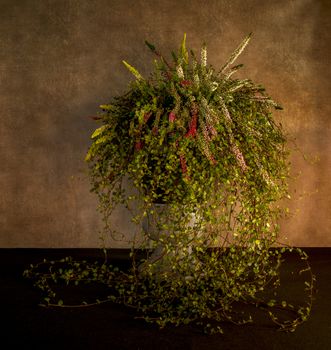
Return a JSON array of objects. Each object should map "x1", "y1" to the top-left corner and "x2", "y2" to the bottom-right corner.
[
  {"x1": 219, "y1": 32, "x2": 252, "y2": 74},
  {"x1": 122, "y1": 60, "x2": 144, "y2": 80}
]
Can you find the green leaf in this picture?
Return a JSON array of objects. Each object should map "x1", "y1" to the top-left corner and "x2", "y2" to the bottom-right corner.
[
  {"x1": 267, "y1": 299, "x2": 276, "y2": 307},
  {"x1": 95, "y1": 135, "x2": 108, "y2": 145},
  {"x1": 171, "y1": 51, "x2": 178, "y2": 62},
  {"x1": 85, "y1": 147, "x2": 93, "y2": 162},
  {"x1": 58, "y1": 299, "x2": 63, "y2": 306},
  {"x1": 145, "y1": 40, "x2": 156, "y2": 52}
]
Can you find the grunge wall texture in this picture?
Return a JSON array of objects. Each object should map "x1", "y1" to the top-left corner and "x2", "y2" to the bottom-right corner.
[{"x1": 0, "y1": 0, "x2": 330, "y2": 247}]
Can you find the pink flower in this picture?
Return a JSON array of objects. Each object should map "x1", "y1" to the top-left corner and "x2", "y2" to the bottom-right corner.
[
  {"x1": 169, "y1": 112, "x2": 176, "y2": 122},
  {"x1": 231, "y1": 144, "x2": 247, "y2": 171},
  {"x1": 207, "y1": 125, "x2": 217, "y2": 137}
]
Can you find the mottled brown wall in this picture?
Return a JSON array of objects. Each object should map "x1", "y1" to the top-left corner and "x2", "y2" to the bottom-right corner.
[{"x1": 0, "y1": 0, "x2": 330, "y2": 247}]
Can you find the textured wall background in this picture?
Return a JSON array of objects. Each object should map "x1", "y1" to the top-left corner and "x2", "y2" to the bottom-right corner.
[{"x1": 0, "y1": 0, "x2": 330, "y2": 247}]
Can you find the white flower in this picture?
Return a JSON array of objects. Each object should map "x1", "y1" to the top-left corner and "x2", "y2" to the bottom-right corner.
[
  {"x1": 201, "y1": 45, "x2": 207, "y2": 67},
  {"x1": 176, "y1": 65, "x2": 184, "y2": 79}
]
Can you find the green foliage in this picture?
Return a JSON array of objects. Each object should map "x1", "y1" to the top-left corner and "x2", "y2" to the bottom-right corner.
[{"x1": 23, "y1": 34, "x2": 314, "y2": 334}]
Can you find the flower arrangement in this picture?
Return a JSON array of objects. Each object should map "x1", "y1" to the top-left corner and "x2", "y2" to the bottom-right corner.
[
  {"x1": 24, "y1": 34, "x2": 314, "y2": 334},
  {"x1": 86, "y1": 33, "x2": 284, "y2": 205}
]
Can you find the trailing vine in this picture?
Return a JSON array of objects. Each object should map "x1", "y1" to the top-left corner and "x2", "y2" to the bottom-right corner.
[{"x1": 24, "y1": 34, "x2": 315, "y2": 334}]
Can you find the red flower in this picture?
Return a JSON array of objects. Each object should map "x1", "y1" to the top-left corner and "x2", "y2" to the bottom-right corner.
[
  {"x1": 180, "y1": 154, "x2": 187, "y2": 173},
  {"x1": 169, "y1": 112, "x2": 176, "y2": 122},
  {"x1": 144, "y1": 112, "x2": 152, "y2": 123},
  {"x1": 185, "y1": 114, "x2": 197, "y2": 138},
  {"x1": 134, "y1": 140, "x2": 143, "y2": 151},
  {"x1": 180, "y1": 80, "x2": 192, "y2": 87}
]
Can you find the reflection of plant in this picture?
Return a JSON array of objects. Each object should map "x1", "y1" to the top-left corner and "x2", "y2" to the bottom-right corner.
[{"x1": 24, "y1": 34, "x2": 314, "y2": 334}]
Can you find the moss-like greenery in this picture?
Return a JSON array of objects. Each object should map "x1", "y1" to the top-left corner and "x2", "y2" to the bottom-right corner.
[{"x1": 24, "y1": 34, "x2": 314, "y2": 334}]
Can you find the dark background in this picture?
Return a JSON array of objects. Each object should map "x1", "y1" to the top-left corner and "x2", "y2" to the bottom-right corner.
[{"x1": 1, "y1": 0, "x2": 330, "y2": 247}]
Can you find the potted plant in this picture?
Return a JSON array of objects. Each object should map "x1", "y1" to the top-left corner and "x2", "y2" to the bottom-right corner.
[
  {"x1": 86, "y1": 33, "x2": 286, "y2": 276},
  {"x1": 25, "y1": 34, "x2": 314, "y2": 334}
]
